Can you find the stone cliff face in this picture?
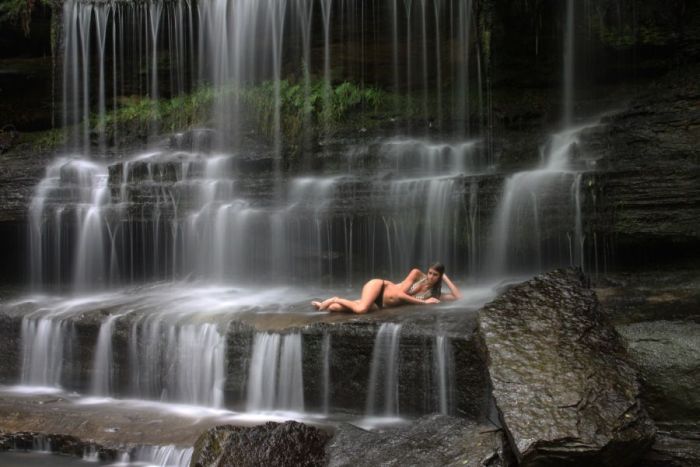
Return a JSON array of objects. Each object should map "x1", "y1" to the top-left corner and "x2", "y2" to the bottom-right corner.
[{"x1": 582, "y1": 65, "x2": 700, "y2": 267}]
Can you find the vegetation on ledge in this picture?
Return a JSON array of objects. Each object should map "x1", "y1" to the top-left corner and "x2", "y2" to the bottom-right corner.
[{"x1": 97, "y1": 79, "x2": 412, "y2": 157}]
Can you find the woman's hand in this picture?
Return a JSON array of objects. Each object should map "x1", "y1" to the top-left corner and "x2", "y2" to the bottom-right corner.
[
  {"x1": 424, "y1": 297, "x2": 440, "y2": 304},
  {"x1": 441, "y1": 274, "x2": 462, "y2": 300}
]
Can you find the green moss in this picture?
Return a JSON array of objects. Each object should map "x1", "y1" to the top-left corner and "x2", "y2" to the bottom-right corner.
[
  {"x1": 0, "y1": 0, "x2": 52, "y2": 36},
  {"x1": 18, "y1": 128, "x2": 66, "y2": 153},
  {"x1": 98, "y1": 78, "x2": 409, "y2": 156}
]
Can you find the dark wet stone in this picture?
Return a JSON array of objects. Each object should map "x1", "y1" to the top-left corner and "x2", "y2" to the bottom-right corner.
[
  {"x1": 326, "y1": 414, "x2": 512, "y2": 467},
  {"x1": 478, "y1": 269, "x2": 656, "y2": 466},
  {"x1": 636, "y1": 428, "x2": 700, "y2": 467},
  {"x1": 0, "y1": 431, "x2": 119, "y2": 461},
  {"x1": 191, "y1": 421, "x2": 331, "y2": 467},
  {"x1": 617, "y1": 321, "x2": 700, "y2": 424}
]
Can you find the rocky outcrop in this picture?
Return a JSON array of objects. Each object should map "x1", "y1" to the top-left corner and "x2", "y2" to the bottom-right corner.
[
  {"x1": 478, "y1": 269, "x2": 656, "y2": 466},
  {"x1": 326, "y1": 414, "x2": 511, "y2": 467},
  {"x1": 595, "y1": 269, "x2": 700, "y2": 466},
  {"x1": 580, "y1": 64, "x2": 700, "y2": 266},
  {"x1": 191, "y1": 421, "x2": 331, "y2": 467}
]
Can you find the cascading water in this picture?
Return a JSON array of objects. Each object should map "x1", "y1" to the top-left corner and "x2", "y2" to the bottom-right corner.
[
  {"x1": 12, "y1": 0, "x2": 603, "y2": 437},
  {"x1": 29, "y1": 138, "x2": 485, "y2": 289},
  {"x1": 91, "y1": 314, "x2": 118, "y2": 395},
  {"x1": 128, "y1": 445, "x2": 194, "y2": 467},
  {"x1": 129, "y1": 319, "x2": 227, "y2": 407},
  {"x1": 21, "y1": 315, "x2": 74, "y2": 388},
  {"x1": 487, "y1": 123, "x2": 595, "y2": 277},
  {"x1": 434, "y1": 335, "x2": 454, "y2": 415},
  {"x1": 486, "y1": 0, "x2": 594, "y2": 277},
  {"x1": 365, "y1": 323, "x2": 402, "y2": 417},
  {"x1": 246, "y1": 332, "x2": 305, "y2": 412}
]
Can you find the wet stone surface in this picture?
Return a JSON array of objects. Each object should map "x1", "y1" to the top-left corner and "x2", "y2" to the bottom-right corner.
[
  {"x1": 192, "y1": 421, "x2": 331, "y2": 467},
  {"x1": 478, "y1": 269, "x2": 656, "y2": 466},
  {"x1": 0, "y1": 391, "x2": 221, "y2": 448},
  {"x1": 326, "y1": 414, "x2": 511, "y2": 467}
]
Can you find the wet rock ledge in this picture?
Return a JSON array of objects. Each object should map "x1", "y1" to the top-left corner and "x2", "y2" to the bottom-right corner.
[{"x1": 194, "y1": 269, "x2": 657, "y2": 467}]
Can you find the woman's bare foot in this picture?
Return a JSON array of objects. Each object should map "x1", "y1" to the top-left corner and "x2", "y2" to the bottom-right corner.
[{"x1": 312, "y1": 297, "x2": 339, "y2": 311}]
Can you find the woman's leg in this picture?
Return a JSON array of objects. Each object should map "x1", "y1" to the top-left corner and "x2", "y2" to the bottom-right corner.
[{"x1": 321, "y1": 279, "x2": 384, "y2": 314}]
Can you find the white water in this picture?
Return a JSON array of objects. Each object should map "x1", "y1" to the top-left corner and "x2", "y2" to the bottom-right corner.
[
  {"x1": 91, "y1": 314, "x2": 118, "y2": 395},
  {"x1": 128, "y1": 445, "x2": 193, "y2": 467},
  {"x1": 21, "y1": 316, "x2": 72, "y2": 388},
  {"x1": 14, "y1": 283, "x2": 309, "y2": 408},
  {"x1": 246, "y1": 332, "x2": 305, "y2": 412},
  {"x1": 365, "y1": 323, "x2": 402, "y2": 416},
  {"x1": 30, "y1": 139, "x2": 486, "y2": 290},
  {"x1": 128, "y1": 321, "x2": 226, "y2": 407},
  {"x1": 487, "y1": 123, "x2": 596, "y2": 277},
  {"x1": 434, "y1": 335, "x2": 454, "y2": 415}
]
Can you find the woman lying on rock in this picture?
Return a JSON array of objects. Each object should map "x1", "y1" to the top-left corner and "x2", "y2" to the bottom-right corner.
[{"x1": 312, "y1": 262, "x2": 462, "y2": 314}]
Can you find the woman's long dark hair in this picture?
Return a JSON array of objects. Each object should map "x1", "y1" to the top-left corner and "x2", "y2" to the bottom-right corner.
[{"x1": 428, "y1": 262, "x2": 445, "y2": 299}]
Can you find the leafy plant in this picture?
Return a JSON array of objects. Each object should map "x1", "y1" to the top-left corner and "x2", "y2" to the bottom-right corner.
[{"x1": 0, "y1": 0, "x2": 47, "y2": 36}]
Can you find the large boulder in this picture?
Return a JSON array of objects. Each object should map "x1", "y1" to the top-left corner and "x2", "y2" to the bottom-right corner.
[
  {"x1": 478, "y1": 269, "x2": 656, "y2": 466},
  {"x1": 326, "y1": 414, "x2": 512, "y2": 467},
  {"x1": 190, "y1": 421, "x2": 331, "y2": 467}
]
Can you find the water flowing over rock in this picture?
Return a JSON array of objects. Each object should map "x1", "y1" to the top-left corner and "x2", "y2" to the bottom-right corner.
[
  {"x1": 191, "y1": 421, "x2": 331, "y2": 467},
  {"x1": 478, "y1": 269, "x2": 656, "y2": 465}
]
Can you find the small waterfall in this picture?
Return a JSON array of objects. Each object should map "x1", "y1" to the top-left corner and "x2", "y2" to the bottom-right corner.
[
  {"x1": 434, "y1": 335, "x2": 454, "y2": 415},
  {"x1": 365, "y1": 323, "x2": 402, "y2": 416},
  {"x1": 21, "y1": 317, "x2": 71, "y2": 388},
  {"x1": 487, "y1": 124, "x2": 594, "y2": 276},
  {"x1": 82, "y1": 445, "x2": 99, "y2": 462},
  {"x1": 321, "y1": 332, "x2": 331, "y2": 414},
  {"x1": 29, "y1": 138, "x2": 487, "y2": 288},
  {"x1": 129, "y1": 320, "x2": 226, "y2": 407},
  {"x1": 563, "y1": 0, "x2": 575, "y2": 127},
  {"x1": 32, "y1": 435, "x2": 51, "y2": 453},
  {"x1": 90, "y1": 315, "x2": 118, "y2": 395},
  {"x1": 246, "y1": 332, "x2": 304, "y2": 412},
  {"x1": 128, "y1": 445, "x2": 193, "y2": 467}
]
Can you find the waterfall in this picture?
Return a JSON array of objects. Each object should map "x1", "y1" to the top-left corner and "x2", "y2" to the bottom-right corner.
[
  {"x1": 90, "y1": 315, "x2": 118, "y2": 395},
  {"x1": 21, "y1": 317, "x2": 72, "y2": 388},
  {"x1": 128, "y1": 319, "x2": 227, "y2": 407},
  {"x1": 321, "y1": 332, "x2": 331, "y2": 414},
  {"x1": 487, "y1": 124, "x2": 593, "y2": 276},
  {"x1": 366, "y1": 323, "x2": 402, "y2": 416},
  {"x1": 434, "y1": 335, "x2": 454, "y2": 415},
  {"x1": 29, "y1": 137, "x2": 487, "y2": 288},
  {"x1": 563, "y1": 0, "x2": 575, "y2": 127},
  {"x1": 246, "y1": 332, "x2": 305, "y2": 412},
  {"x1": 32, "y1": 435, "x2": 51, "y2": 453},
  {"x1": 128, "y1": 445, "x2": 193, "y2": 467}
]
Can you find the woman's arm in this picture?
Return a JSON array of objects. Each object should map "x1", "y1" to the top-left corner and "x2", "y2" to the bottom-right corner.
[{"x1": 440, "y1": 274, "x2": 462, "y2": 301}]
